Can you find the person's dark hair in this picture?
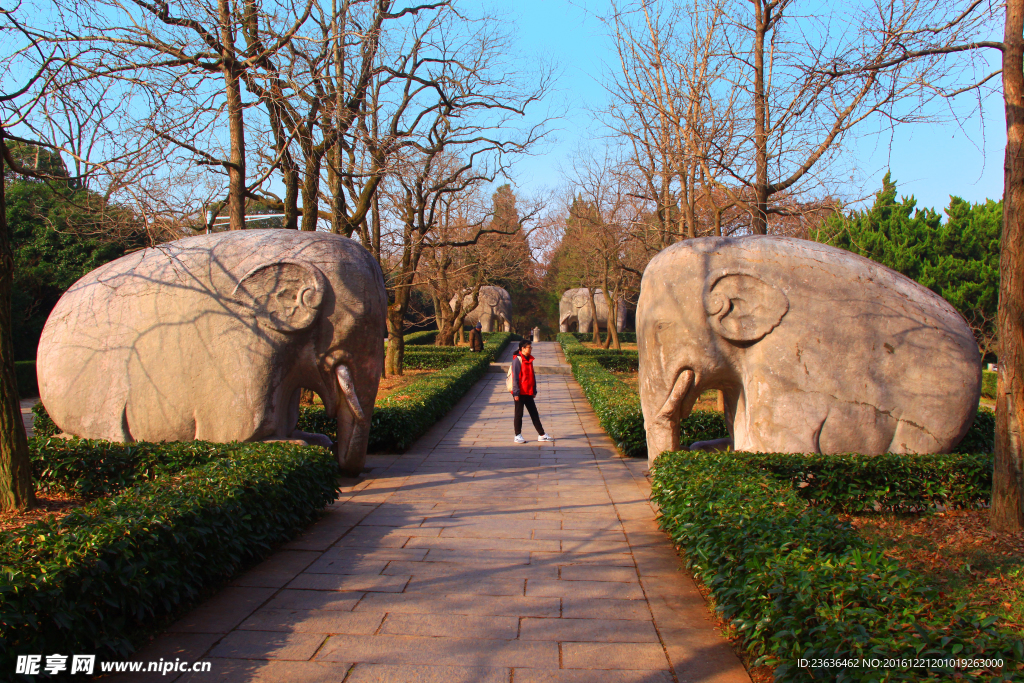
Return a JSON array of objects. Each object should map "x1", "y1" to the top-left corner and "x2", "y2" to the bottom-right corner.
[{"x1": 518, "y1": 340, "x2": 532, "y2": 352}]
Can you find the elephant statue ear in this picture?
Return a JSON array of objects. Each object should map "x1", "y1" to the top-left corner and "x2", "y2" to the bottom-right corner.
[
  {"x1": 703, "y1": 270, "x2": 788, "y2": 343},
  {"x1": 233, "y1": 260, "x2": 327, "y2": 333},
  {"x1": 572, "y1": 292, "x2": 590, "y2": 308}
]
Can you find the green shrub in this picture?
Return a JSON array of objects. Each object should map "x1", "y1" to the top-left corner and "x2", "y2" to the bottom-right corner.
[
  {"x1": 567, "y1": 348, "x2": 639, "y2": 372},
  {"x1": 955, "y1": 408, "x2": 995, "y2": 454},
  {"x1": 403, "y1": 330, "x2": 438, "y2": 345},
  {"x1": 404, "y1": 346, "x2": 471, "y2": 369},
  {"x1": 558, "y1": 334, "x2": 727, "y2": 456},
  {"x1": 568, "y1": 331, "x2": 636, "y2": 343},
  {"x1": 14, "y1": 360, "x2": 37, "y2": 398},
  {"x1": 651, "y1": 450, "x2": 1022, "y2": 681},
  {"x1": 0, "y1": 442, "x2": 339, "y2": 668},
  {"x1": 30, "y1": 438, "x2": 254, "y2": 498},
  {"x1": 31, "y1": 401, "x2": 58, "y2": 437},
  {"x1": 300, "y1": 332, "x2": 514, "y2": 451},
  {"x1": 982, "y1": 370, "x2": 997, "y2": 399},
  {"x1": 738, "y1": 451, "x2": 992, "y2": 513},
  {"x1": 679, "y1": 410, "x2": 730, "y2": 445}
]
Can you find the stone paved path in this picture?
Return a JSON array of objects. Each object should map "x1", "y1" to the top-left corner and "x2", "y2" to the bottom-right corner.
[
  {"x1": 118, "y1": 342, "x2": 750, "y2": 683},
  {"x1": 21, "y1": 398, "x2": 36, "y2": 437}
]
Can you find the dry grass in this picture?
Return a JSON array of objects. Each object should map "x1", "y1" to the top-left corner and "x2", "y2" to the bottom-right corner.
[
  {"x1": 0, "y1": 492, "x2": 88, "y2": 533},
  {"x1": 847, "y1": 509, "x2": 1024, "y2": 631}
]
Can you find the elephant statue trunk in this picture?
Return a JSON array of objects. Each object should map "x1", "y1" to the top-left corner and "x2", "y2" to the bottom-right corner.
[{"x1": 334, "y1": 365, "x2": 371, "y2": 474}]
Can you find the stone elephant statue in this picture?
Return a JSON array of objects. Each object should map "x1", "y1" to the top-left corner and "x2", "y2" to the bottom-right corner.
[
  {"x1": 36, "y1": 230, "x2": 387, "y2": 474},
  {"x1": 559, "y1": 288, "x2": 627, "y2": 333},
  {"x1": 453, "y1": 285, "x2": 512, "y2": 332},
  {"x1": 637, "y1": 236, "x2": 981, "y2": 464}
]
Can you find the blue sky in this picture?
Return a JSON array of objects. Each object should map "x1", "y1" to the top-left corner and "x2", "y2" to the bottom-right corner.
[{"x1": 492, "y1": 0, "x2": 1006, "y2": 215}]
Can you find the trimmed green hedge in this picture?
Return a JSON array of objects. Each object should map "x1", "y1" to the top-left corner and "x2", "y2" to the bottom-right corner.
[
  {"x1": 1, "y1": 442, "x2": 339, "y2": 668},
  {"x1": 31, "y1": 401, "x2": 58, "y2": 437},
  {"x1": 567, "y1": 348, "x2": 639, "y2": 372},
  {"x1": 404, "y1": 346, "x2": 471, "y2": 369},
  {"x1": 982, "y1": 370, "x2": 997, "y2": 399},
  {"x1": 955, "y1": 408, "x2": 995, "y2": 454},
  {"x1": 15, "y1": 360, "x2": 37, "y2": 398},
  {"x1": 652, "y1": 450, "x2": 1022, "y2": 681},
  {"x1": 568, "y1": 331, "x2": 636, "y2": 343},
  {"x1": 403, "y1": 330, "x2": 438, "y2": 345},
  {"x1": 738, "y1": 451, "x2": 992, "y2": 513},
  {"x1": 558, "y1": 334, "x2": 727, "y2": 457},
  {"x1": 31, "y1": 438, "x2": 258, "y2": 498},
  {"x1": 299, "y1": 332, "x2": 515, "y2": 451}
]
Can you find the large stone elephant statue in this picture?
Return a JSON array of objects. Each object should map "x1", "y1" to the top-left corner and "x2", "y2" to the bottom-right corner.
[
  {"x1": 559, "y1": 288, "x2": 627, "y2": 333},
  {"x1": 453, "y1": 285, "x2": 512, "y2": 332},
  {"x1": 36, "y1": 230, "x2": 387, "y2": 474},
  {"x1": 637, "y1": 236, "x2": 981, "y2": 464}
]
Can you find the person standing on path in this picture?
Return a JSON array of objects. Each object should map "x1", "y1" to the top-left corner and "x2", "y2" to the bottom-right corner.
[
  {"x1": 511, "y1": 340, "x2": 554, "y2": 443},
  {"x1": 468, "y1": 322, "x2": 484, "y2": 352}
]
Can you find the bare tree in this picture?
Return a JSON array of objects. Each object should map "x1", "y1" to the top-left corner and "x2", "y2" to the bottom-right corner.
[
  {"x1": 0, "y1": 6, "x2": 69, "y2": 512},
  {"x1": 602, "y1": 0, "x2": 742, "y2": 246},
  {"x1": 422, "y1": 184, "x2": 542, "y2": 346},
  {"x1": 995, "y1": 0, "x2": 1024, "y2": 533},
  {"x1": 560, "y1": 150, "x2": 646, "y2": 350}
]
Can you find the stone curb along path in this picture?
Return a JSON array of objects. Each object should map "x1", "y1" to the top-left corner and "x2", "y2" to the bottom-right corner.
[{"x1": 112, "y1": 342, "x2": 752, "y2": 683}]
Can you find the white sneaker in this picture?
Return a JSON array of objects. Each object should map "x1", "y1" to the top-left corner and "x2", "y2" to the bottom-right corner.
[
  {"x1": 538, "y1": 434, "x2": 554, "y2": 442},
  {"x1": 514, "y1": 434, "x2": 526, "y2": 443}
]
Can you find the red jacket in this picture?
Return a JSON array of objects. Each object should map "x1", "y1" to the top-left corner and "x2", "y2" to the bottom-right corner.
[{"x1": 511, "y1": 353, "x2": 536, "y2": 397}]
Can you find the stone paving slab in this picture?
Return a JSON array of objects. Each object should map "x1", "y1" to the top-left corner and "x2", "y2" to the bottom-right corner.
[{"x1": 118, "y1": 342, "x2": 750, "y2": 682}]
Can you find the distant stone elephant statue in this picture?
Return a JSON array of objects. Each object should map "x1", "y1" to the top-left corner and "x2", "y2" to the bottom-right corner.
[
  {"x1": 453, "y1": 285, "x2": 512, "y2": 332},
  {"x1": 36, "y1": 230, "x2": 387, "y2": 474},
  {"x1": 637, "y1": 236, "x2": 981, "y2": 464},
  {"x1": 559, "y1": 288, "x2": 627, "y2": 333}
]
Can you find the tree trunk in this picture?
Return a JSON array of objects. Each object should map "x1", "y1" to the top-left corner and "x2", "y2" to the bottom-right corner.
[
  {"x1": 434, "y1": 294, "x2": 458, "y2": 347},
  {"x1": 751, "y1": 0, "x2": 769, "y2": 236},
  {"x1": 587, "y1": 286, "x2": 601, "y2": 344},
  {"x1": 219, "y1": 0, "x2": 246, "y2": 231},
  {"x1": 994, "y1": 0, "x2": 1024, "y2": 533},
  {"x1": 601, "y1": 285, "x2": 615, "y2": 350},
  {"x1": 385, "y1": 305, "x2": 405, "y2": 376},
  {"x1": 300, "y1": 146, "x2": 322, "y2": 232},
  {"x1": 0, "y1": 140, "x2": 36, "y2": 512},
  {"x1": 602, "y1": 283, "x2": 621, "y2": 351}
]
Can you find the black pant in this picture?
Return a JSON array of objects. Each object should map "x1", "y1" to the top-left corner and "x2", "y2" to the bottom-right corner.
[{"x1": 514, "y1": 395, "x2": 544, "y2": 436}]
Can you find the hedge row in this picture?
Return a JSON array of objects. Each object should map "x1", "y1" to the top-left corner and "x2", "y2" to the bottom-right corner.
[
  {"x1": 567, "y1": 347, "x2": 639, "y2": 372},
  {"x1": 1, "y1": 442, "x2": 339, "y2": 669},
  {"x1": 651, "y1": 450, "x2": 1022, "y2": 681},
  {"x1": 31, "y1": 401, "x2": 58, "y2": 438},
  {"x1": 738, "y1": 451, "x2": 992, "y2": 513},
  {"x1": 404, "y1": 346, "x2": 472, "y2": 370},
  {"x1": 403, "y1": 330, "x2": 438, "y2": 345},
  {"x1": 299, "y1": 332, "x2": 515, "y2": 451},
  {"x1": 15, "y1": 360, "x2": 37, "y2": 398},
  {"x1": 567, "y1": 331, "x2": 636, "y2": 343},
  {"x1": 31, "y1": 438, "x2": 262, "y2": 498},
  {"x1": 982, "y1": 370, "x2": 997, "y2": 399},
  {"x1": 558, "y1": 334, "x2": 727, "y2": 457}
]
